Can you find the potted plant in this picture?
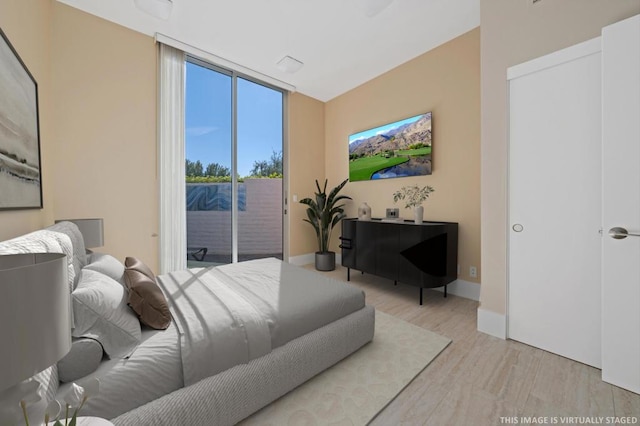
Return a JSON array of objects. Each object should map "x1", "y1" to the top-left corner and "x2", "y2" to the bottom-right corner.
[
  {"x1": 393, "y1": 184, "x2": 435, "y2": 224},
  {"x1": 300, "y1": 178, "x2": 352, "y2": 271}
]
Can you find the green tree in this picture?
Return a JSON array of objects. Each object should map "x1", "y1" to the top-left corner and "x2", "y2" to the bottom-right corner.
[
  {"x1": 186, "y1": 159, "x2": 204, "y2": 176},
  {"x1": 205, "y1": 162, "x2": 230, "y2": 177},
  {"x1": 250, "y1": 150, "x2": 282, "y2": 177}
]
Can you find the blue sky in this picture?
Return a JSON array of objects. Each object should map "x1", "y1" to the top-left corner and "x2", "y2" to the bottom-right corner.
[
  {"x1": 348, "y1": 113, "x2": 428, "y2": 145},
  {"x1": 185, "y1": 62, "x2": 283, "y2": 177}
]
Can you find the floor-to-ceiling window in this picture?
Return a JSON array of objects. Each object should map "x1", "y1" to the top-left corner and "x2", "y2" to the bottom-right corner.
[{"x1": 185, "y1": 58, "x2": 284, "y2": 267}]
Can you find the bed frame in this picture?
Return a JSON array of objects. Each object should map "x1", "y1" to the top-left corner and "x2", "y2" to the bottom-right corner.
[{"x1": 113, "y1": 305, "x2": 375, "y2": 425}]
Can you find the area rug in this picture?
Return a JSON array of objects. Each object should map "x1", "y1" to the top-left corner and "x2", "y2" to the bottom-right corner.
[{"x1": 239, "y1": 311, "x2": 451, "y2": 425}]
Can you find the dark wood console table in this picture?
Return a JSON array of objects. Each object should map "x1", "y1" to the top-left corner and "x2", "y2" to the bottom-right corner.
[{"x1": 339, "y1": 218, "x2": 458, "y2": 305}]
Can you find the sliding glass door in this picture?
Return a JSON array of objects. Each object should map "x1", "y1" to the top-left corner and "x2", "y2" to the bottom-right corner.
[
  {"x1": 237, "y1": 77, "x2": 284, "y2": 261},
  {"x1": 185, "y1": 59, "x2": 284, "y2": 266}
]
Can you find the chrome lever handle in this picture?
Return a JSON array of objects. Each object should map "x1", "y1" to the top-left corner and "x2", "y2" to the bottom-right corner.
[{"x1": 609, "y1": 227, "x2": 640, "y2": 239}]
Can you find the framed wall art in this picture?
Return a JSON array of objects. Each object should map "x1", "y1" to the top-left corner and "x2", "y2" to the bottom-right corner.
[{"x1": 0, "y1": 26, "x2": 42, "y2": 210}]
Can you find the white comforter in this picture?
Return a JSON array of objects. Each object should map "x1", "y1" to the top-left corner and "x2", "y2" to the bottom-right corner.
[
  {"x1": 159, "y1": 258, "x2": 365, "y2": 386},
  {"x1": 159, "y1": 266, "x2": 272, "y2": 386}
]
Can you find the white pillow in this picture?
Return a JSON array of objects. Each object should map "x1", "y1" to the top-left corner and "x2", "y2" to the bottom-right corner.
[
  {"x1": 84, "y1": 253, "x2": 126, "y2": 286},
  {"x1": 72, "y1": 269, "x2": 141, "y2": 358}
]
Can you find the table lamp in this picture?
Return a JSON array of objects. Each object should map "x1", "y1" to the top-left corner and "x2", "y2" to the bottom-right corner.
[
  {"x1": 55, "y1": 218, "x2": 104, "y2": 250},
  {"x1": 0, "y1": 253, "x2": 72, "y2": 393}
]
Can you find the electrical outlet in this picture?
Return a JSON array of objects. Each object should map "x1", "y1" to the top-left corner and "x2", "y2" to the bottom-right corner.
[{"x1": 470, "y1": 266, "x2": 477, "y2": 278}]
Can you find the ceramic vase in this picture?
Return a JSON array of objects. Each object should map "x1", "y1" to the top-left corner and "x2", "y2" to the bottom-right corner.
[
  {"x1": 358, "y1": 202, "x2": 372, "y2": 221},
  {"x1": 414, "y1": 205, "x2": 424, "y2": 224}
]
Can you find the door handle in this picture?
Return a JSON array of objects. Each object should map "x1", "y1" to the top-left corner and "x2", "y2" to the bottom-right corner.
[{"x1": 608, "y1": 227, "x2": 640, "y2": 239}]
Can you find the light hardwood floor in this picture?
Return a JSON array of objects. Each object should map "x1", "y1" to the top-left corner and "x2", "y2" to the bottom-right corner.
[{"x1": 311, "y1": 265, "x2": 640, "y2": 426}]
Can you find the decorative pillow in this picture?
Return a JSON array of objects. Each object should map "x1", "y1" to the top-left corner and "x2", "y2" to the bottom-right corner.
[
  {"x1": 57, "y1": 338, "x2": 104, "y2": 383},
  {"x1": 84, "y1": 253, "x2": 126, "y2": 286},
  {"x1": 72, "y1": 269, "x2": 141, "y2": 358},
  {"x1": 123, "y1": 257, "x2": 172, "y2": 330}
]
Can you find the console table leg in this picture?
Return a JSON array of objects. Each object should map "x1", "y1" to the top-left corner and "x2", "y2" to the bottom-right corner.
[
  {"x1": 444, "y1": 285, "x2": 447, "y2": 298},
  {"x1": 420, "y1": 287, "x2": 423, "y2": 305},
  {"x1": 394, "y1": 280, "x2": 397, "y2": 286},
  {"x1": 347, "y1": 268, "x2": 350, "y2": 281}
]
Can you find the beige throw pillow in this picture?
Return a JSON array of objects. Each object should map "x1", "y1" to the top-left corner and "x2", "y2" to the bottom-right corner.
[{"x1": 123, "y1": 257, "x2": 172, "y2": 330}]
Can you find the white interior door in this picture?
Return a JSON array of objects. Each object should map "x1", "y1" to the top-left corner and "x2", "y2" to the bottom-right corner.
[
  {"x1": 601, "y1": 14, "x2": 640, "y2": 394},
  {"x1": 508, "y1": 39, "x2": 603, "y2": 368}
]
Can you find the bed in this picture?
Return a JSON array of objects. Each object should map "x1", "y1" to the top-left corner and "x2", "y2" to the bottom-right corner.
[{"x1": 0, "y1": 223, "x2": 375, "y2": 425}]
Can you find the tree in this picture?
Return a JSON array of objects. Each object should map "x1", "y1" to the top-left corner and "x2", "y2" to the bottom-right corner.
[
  {"x1": 250, "y1": 150, "x2": 282, "y2": 177},
  {"x1": 185, "y1": 159, "x2": 204, "y2": 177},
  {"x1": 205, "y1": 162, "x2": 230, "y2": 177}
]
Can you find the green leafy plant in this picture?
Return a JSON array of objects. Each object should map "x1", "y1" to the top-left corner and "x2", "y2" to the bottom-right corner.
[
  {"x1": 393, "y1": 185, "x2": 435, "y2": 209},
  {"x1": 300, "y1": 179, "x2": 352, "y2": 253}
]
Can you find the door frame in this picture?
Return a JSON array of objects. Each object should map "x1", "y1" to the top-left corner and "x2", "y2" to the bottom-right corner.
[{"x1": 505, "y1": 37, "x2": 603, "y2": 365}]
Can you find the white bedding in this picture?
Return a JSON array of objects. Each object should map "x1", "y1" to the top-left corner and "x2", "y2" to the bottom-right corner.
[
  {"x1": 58, "y1": 324, "x2": 182, "y2": 419},
  {"x1": 61, "y1": 258, "x2": 366, "y2": 420},
  {"x1": 162, "y1": 258, "x2": 365, "y2": 386}
]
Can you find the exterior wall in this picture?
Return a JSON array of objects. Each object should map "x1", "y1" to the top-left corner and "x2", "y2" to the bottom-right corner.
[
  {"x1": 187, "y1": 179, "x2": 283, "y2": 255},
  {"x1": 480, "y1": 0, "x2": 640, "y2": 316}
]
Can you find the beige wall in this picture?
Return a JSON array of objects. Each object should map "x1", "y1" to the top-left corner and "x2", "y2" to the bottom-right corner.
[
  {"x1": 51, "y1": 4, "x2": 159, "y2": 270},
  {"x1": 325, "y1": 28, "x2": 481, "y2": 283},
  {"x1": 0, "y1": 0, "x2": 54, "y2": 239},
  {"x1": 480, "y1": 0, "x2": 640, "y2": 314},
  {"x1": 288, "y1": 93, "x2": 326, "y2": 257}
]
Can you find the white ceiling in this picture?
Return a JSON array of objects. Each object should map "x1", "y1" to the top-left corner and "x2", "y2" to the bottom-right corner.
[{"x1": 56, "y1": 0, "x2": 480, "y2": 101}]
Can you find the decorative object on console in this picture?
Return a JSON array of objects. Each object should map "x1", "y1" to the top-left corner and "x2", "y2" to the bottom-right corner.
[
  {"x1": 393, "y1": 185, "x2": 435, "y2": 224},
  {"x1": 56, "y1": 219, "x2": 104, "y2": 251},
  {"x1": 348, "y1": 111, "x2": 432, "y2": 182},
  {"x1": 385, "y1": 207, "x2": 400, "y2": 221},
  {"x1": 0, "y1": 27, "x2": 43, "y2": 210},
  {"x1": 0, "y1": 253, "x2": 71, "y2": 424},
  {"x1": 300, "y1": 179, "x2": 352, "y2": 271},
  {"x1": 358, "y1": 202, "x2": 372, "y2": 221}
]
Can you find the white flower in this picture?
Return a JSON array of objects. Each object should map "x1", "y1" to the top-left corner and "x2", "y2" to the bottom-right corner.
[
  {"x1": 44, "y1": 399, "x2": 61, "y2": 423},
  {"x1": 63, "y1": 383, "x2": 84, "y2": 410}
]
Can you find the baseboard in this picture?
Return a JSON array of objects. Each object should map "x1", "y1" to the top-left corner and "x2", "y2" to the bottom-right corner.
[
  {"x1": 288, "y1": 253, "x2": 342, "y2": 266},
  {"x1": 288, "y1": 253, "x2": 314, "y2": 266},
  {"x1": 477, "y1": 307, "x2": 507, "y2": 339},
  {"x1": 433, "y1": 279, "x2": 480, "y2": 301}
]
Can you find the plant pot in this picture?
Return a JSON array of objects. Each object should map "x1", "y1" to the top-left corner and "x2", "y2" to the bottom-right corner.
[
  {"x1": 315, "y1": 251, "x2": 336, "y2": 271},
  {"x1": 414, "y1": 205, "x2": 424, "y2": 224}
]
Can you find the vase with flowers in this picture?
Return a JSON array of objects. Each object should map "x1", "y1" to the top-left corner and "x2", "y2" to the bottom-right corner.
[
  {"x1": 0, "y1": 377, "x2": 100, "y2": 426},
  {"x1": 392, "y1": 184, "x2": 435, "y2": 224}
]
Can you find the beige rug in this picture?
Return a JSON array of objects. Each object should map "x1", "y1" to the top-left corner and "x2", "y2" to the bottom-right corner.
[{"x1": 240, "y1": 311, "x2": 451, "y2": 425}]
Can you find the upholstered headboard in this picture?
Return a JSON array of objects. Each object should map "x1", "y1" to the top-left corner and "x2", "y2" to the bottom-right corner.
[{"x1": 0, "y1": 221, "x2": 87, "y2": 292}]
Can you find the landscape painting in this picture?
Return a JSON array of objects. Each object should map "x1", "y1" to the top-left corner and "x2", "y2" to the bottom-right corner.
[
  {"x1": 0, "y1": 27, "x2": 42, "y2": 210},
  {"x1": 349, "y1": 112, "x2": 432, "y2": 182}
]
